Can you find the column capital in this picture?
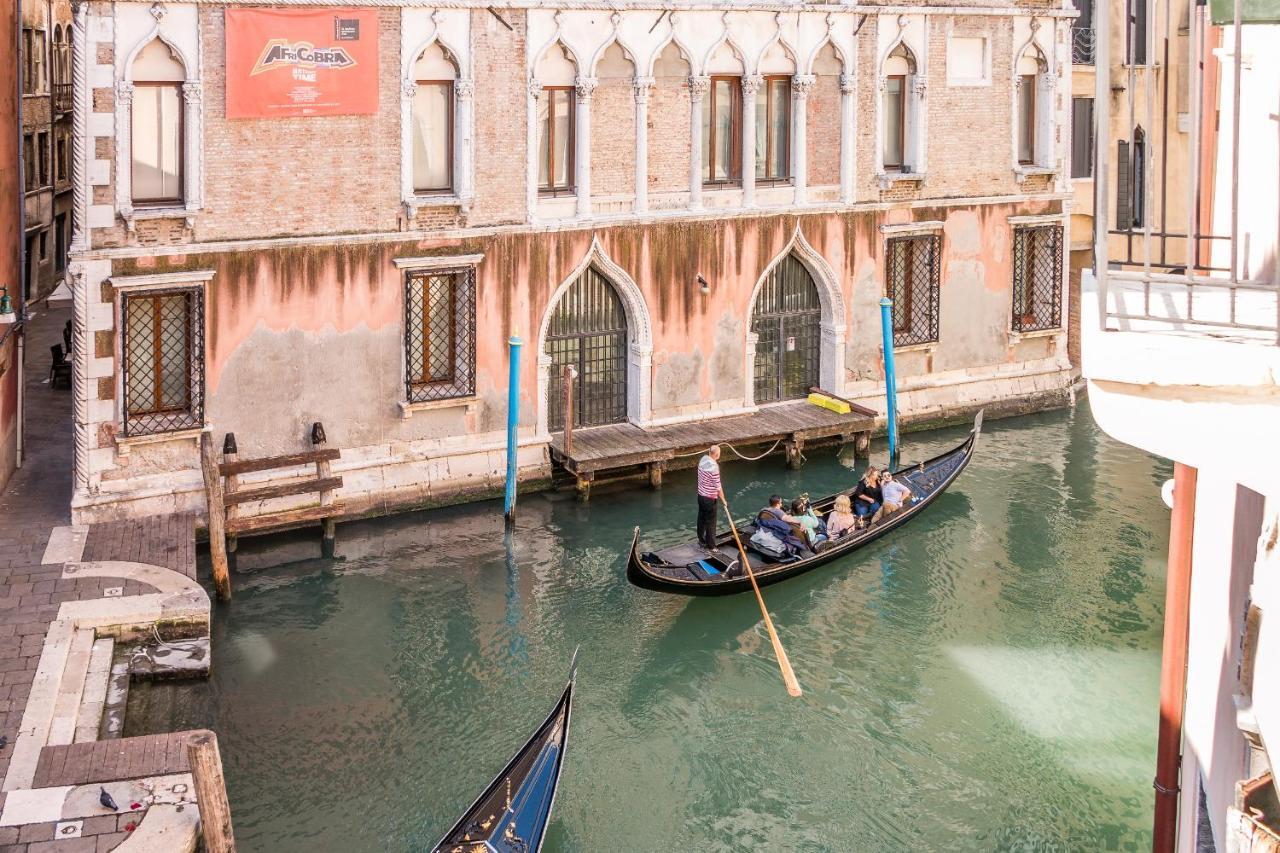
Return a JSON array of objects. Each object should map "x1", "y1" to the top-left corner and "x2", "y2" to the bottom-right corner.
[
  {"x1": 632, "y1": 76, "x2": 655, "y2": 102},
  {"x1": 575, "y1": 77, "x2": 598, "y2": 101},
  {"x1": 912, "y1": 77, "x2": 928, "y2": 97},
  {"x1": 402, "y1": 78, "x2": 418, "y2": 99},
  {"x1": 528, "y1": 77, "x2": 542, "y2": 99},
  {"x1": 115, "y1": 80, "x2": 134, "y2": 103},
  {"x1": 839, "y1": 73, "x2": 856, "y2": 94},
  {"x1": 742, "y1": 74, "x2": 764, "y2": 96},
  {"x1": 688, "y1": 75, "x2": 710, "y2": 97},
  {"x1": 792, "y1": 75, "x2": 816, "y2": 99},
  {"x1": 455, "y1": 78, "x2": 475, "y2": 100},
  {"x1": 182, "y1": 80, "x2": 202, "y2": 103}
]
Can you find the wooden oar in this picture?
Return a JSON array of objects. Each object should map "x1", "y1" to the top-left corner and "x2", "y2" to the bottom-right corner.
[{"x1": 719, "y1": 495, "x2": 802, "y2": 698}]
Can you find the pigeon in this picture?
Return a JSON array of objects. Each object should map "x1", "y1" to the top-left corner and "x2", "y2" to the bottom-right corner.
[{"x1": 100, "y1": 787, "x2": 119, "y2": 812}]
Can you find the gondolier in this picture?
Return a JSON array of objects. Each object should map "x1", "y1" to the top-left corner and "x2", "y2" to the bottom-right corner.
[{"x1": 696, "y1": 445, "x2": 724, "y2": 550}]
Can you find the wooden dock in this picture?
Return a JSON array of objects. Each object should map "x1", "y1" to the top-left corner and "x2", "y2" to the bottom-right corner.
[{"x1": 549, "y1": 399, "x2": 876, "y2": 499}]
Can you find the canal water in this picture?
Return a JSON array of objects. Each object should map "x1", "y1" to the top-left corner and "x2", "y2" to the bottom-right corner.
[{"x1": 133, "y1": 402, "x2": 1171, "y2": 852}]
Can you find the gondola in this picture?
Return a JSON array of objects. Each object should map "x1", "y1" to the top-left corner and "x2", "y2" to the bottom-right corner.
[
  {"x1": 431, "y1": 658, "x2": 577, "y2": 853},
  {"x1": 627, "y1": 411, "x2": 983, "y2": 597}
]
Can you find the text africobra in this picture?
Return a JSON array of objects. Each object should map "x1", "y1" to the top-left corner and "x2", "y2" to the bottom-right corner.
[{"x1": 250, "y1": 39, "x2": 356, "y2": 75}]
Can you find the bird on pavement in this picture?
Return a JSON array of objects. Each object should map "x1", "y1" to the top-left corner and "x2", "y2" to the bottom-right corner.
[{"x1": 100, "y1": 787, "x2": 119, "y2": 811}]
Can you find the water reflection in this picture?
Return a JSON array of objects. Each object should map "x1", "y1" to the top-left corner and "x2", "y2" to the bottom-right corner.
[{"x1": 137, "y1": 402, "x2": 1168, "y2": 852}]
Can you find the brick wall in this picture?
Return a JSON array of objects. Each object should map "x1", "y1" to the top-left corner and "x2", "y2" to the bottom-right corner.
[
  {"x1": 468, "y1": 8, "x2": 527, "y2": 227},
  {"x1": 807, "y1": 73, "x2": 841, "y2": 188},
  {"x1": 647, "y1": 74, "x2": 690, "y2": 195},
  {"x1": 591, "y1": 76, "x2": 636, "y2": 199},
  {"x1": 925, "y1": 18, "x2": 1019, "y2": 199},
  {"x1": 197, "y1": 7, "x2": 402, "y2": 240}
]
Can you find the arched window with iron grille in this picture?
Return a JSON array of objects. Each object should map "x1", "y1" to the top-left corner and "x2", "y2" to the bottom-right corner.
[
  {"x1": 752, "y1": 254, "x2": 822, "y2": 404},
  {"x1": 545, "y1": 266, "x2": 629, "y2": 430}
]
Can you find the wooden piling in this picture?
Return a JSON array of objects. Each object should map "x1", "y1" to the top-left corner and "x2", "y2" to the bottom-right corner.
[
  {"x1": 561, "y1": 365, "x2": 575, "y2": 457},
  {"x1": 199, "y1": 432, "x2": 232, "y2": 601},
  {"x1": 186, "y1": 730, "x2": 236, "y2": 853},
  {"x1": 312, "y1": 422, "x2": 337, "y2": 558},
  {"x1": 221, "y1": 434, "x2": 239, "y2": 572}
]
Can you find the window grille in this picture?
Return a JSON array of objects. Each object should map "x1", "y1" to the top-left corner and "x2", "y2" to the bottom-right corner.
[
  {"x1": 752, "y1": 254, "x2": 821, "y2": 404},
  {"x1": 885, "y1": 234, "x2": 941, "y2": 347},
  {"x1": 121, "y1": 288, "x2": 204, "y2": 437},
  {"x1": 405, "y1": 268, "x2": 476, "y2": 403},
  {"x1": 544, "y1": 267, "x2": 628, "y2": 430},
  {"x1": 1012, "y1": 225, "x2": 1064, "y2": 333}
]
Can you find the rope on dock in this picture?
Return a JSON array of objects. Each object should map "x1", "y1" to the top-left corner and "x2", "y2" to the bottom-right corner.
[{"x1": 672, "y1": 438, "x2": 786, "y2": 462}]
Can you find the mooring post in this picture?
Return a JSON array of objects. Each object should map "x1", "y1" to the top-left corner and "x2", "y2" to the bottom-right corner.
[
  {"x1": 199, "y1": 432, "x2": 232, "y2": 601},
  {"x1": 561, "y1": 364, "x2": 576, "y2": 457},
  {"x1": 221, "y1": 434, "x2": 239, "y2": 572},
  {"x1": 186, "y1": 730, "x2": 236, "y2": 852},
  {"x1": 504, "y1": 333, "x2": 522, "y2": 522},
  {"x1": 878, "y1": 297, "x2": 900, "y2": 463},
  {"x1": 312, "y1": 422, "x2": 336, "y2": 558}
]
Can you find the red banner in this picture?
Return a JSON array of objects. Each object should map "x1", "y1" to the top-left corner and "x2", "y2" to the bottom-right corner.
[{"x1": 225, "y1": 8, "x2": 378, "y2": 118}]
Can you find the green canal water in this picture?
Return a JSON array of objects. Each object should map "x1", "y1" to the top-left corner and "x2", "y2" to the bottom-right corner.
[{"x1": 138, "y1": 402, "x2": 1172, "y2": 852}]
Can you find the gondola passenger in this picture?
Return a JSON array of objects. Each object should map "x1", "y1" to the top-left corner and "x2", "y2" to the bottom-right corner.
[
  {"x1": 790, "y1": 496, "x2": 828, "y2": 551},
  {"x1": 757, "y1": 496, "x2": 809, "y2": 552},
  {"x1": 852, "y1": 468, "x2": 883, "y2": 527},
  {"x1": 880, "y1": 470, "x2": 914, "y2": 517},
  {"x1": 826, "y1": 494, "x2": 858, "y2": 539}
]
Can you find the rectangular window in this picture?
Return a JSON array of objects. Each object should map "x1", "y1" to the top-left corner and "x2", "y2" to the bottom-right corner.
[
  {"x1": 1017, "y1": 76, "x2": 1036, "y2": 165},
  {"x1": 56, "y1": 132, "x2": 67, "y2": 182},
  {"x1": 1071, "y1": 98, "x2": 1094, "y2": 178},
  {"x1": 755, "y1": 76, "x2": 791, "y2": 182},
  {"x1": 23, "y1": 135, "x2": 35, "y2": 192},
  {"x1": 55, "y1": 214, "x2": 66, "y2": 273},
  {"x1": 121, "y1": 288, "x2": 205, "y2": 436},
  {"x1": 885, "y1": 234, "x2": 941, "y2": 347},
  {"x1": 37, "y1": 132, "x2": 49, "y2": 185},
  {"x1": 1128, "y1": 0, "x2": 1148, "y2": 65},
  {"x1": 537, "y1": 87, "x2": 574, "y2": 195},
  {"x1": 132, "y1": 82, "x2": 184, "y2": 205},
  {"x1": 412, "y1": 81, "x2": 453, "y2": 193},
  {"x1": 38, "y1": 231, "x2": 47, "y2": 261},
  {"x1": 21, "y1": 29, "x2": 33, "y2": 94},
  {"x1": 883, "y1": 76, "x2": 906, "y2": 170},
  {"x1": 404, "y1": 267, "x2": 476, "y2": 403},
  {"x1": 703, "y1": 76, "x2": 742, "y2": 185},
  {"x1": 1012, "y1": 225, "x2": 1064, "y2": 333}
]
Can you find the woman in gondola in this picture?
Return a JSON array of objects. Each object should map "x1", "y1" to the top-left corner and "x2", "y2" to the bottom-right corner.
[
  {"x1": 851, "y1": 468, "x2": 883, "y2": 528},
  {"x1": 825, "y1": 494, "x2": 858, "y2": 539}
]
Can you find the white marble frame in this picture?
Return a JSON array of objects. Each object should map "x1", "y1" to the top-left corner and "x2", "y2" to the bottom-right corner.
[
  {"x1": 115, "y1": 8, "x2": 202, "y2": 231},
  {"x1": 401, "y1": 10, "x2": 474, "y2": 214},
  {"x1": 535, "y1": 237, "x2": 654, "y2": 437},
  {"x1": 1011, "y1": 19, "x2": 1057, "y2": 180},
  {"x1": 743, "y1": 225, "x2": 848, "y2": 408},
  {"x1": 875, "y1": 15, "x2": 929, "y2": 182}
]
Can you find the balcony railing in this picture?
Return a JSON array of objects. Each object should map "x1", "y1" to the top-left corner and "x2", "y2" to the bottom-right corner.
[
  {"x1": 1072, "y1": 28, "x2": 1096, "y2": 65},
  {"x1": 52, "y1": 83, "x2": 71, "y2": 115}
]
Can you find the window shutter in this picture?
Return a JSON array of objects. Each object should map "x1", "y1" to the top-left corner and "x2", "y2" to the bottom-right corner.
[
  {"x1": 1071, "y1": 99, "x2": 1094, "y2": 179},
  {"x1": 1116, "y1": 140, "x2": 1131, "y2": 229}
]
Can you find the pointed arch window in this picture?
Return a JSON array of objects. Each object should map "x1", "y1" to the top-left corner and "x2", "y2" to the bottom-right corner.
[
  {"x1": 411, "y1": 44, "x2": 456, "y2": 193},
  {"x1": 882, "y1": 43, "x2": 917, "y2": 172},
  {"x1": 131, "y1": 39, "x2": 185, "y2": 206}
]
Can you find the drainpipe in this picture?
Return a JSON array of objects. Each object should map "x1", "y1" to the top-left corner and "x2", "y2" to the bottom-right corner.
[{"x1": 1152, "y1": 462, "x2": 1196, "y2": 853}]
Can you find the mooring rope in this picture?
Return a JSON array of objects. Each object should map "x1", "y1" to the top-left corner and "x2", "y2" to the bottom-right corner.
[{"x1": 671, "y1": 438, "x2": 786, "y2": 462}]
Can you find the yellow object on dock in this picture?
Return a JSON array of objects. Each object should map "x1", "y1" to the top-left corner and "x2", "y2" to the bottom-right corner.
[{"x1": 807, "y1": 392, "x2": 851, "y2": 415}]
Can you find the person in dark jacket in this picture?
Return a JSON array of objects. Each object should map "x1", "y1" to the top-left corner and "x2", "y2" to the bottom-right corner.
[{"x1": 851, "y1": 468, "x2": 883, "y2": 527}]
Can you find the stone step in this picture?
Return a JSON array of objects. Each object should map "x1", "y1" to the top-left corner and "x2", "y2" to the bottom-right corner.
[{"x1": 74, "y1": 638, "x2": 114, "y2": 744}]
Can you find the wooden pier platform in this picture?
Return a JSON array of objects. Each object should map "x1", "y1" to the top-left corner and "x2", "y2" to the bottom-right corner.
[{"x1": 549, "y1": 399, "x2": 877, "y2": 499}]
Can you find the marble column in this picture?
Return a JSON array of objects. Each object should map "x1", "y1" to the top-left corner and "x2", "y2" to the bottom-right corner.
[
  {"x1": 839, "y1": 72, "x2": 856, "y2": 203},
  {"x1": 526, "y1": 78, "x2": 540, "y2": 223},
  {"x1": 455, "y1": 78, "x2": 475, "y2": 207},
  {"x1": 688, "y1": 75, "x2": 709, "y2": 210},
  {"x1": 791, "y1": 74, "x2": 814, "y2": 205},
  {"x1": 632, "y1": 76, "x2": 654, "y2": 214},
  {"x1": 741, "y1": 74, "x2": 762, "y2": 206},
  {"x1": 574, "y1": 76, "x2": 597, "y2": 218}
]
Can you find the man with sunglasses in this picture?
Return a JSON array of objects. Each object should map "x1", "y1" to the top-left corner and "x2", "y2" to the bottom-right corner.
[{"x1": 880, "y1": 469, "x2": 914, "y2": 517}]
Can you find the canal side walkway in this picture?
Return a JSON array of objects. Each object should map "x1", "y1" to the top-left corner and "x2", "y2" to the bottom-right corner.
[{"x1": 0, "y1": 306, "x2": 215, "y2": 852}]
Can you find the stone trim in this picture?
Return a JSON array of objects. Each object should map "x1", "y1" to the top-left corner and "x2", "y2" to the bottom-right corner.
[
  {"x1": 108, "y1": 270, "x2": 216, "y2": 291},
  {"x1": 879, "y1": 219, "x2": 944, "y2": 235},
  {"x1": 392, "y1": 253, "x2": 485, "y2": 270}
]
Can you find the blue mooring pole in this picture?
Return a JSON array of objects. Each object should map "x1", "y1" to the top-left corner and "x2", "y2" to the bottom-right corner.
[
  {"x1": 504, "y1": 333, "x2": 522, "y2": 521},
  {"x1": 878, "y1": 297, "x2": 899, "y2": 462}
]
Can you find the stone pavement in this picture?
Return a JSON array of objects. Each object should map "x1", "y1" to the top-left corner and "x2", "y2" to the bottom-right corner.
[{"x1": 0, "y1": 306, "x2": 211, "y2": 852}]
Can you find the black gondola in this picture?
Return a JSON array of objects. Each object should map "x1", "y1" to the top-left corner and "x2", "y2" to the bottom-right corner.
[
  {"x1": 431, "y1": 660, "x2": 576, "y2": 853},
  {"x1": 627, "y1": 411, "x2": 983, "y2": 597}
]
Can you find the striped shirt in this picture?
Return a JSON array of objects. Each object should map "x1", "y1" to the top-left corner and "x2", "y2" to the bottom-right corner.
[{"x1": 697, "y1": 455, "x2": 721, "y2": 499}]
